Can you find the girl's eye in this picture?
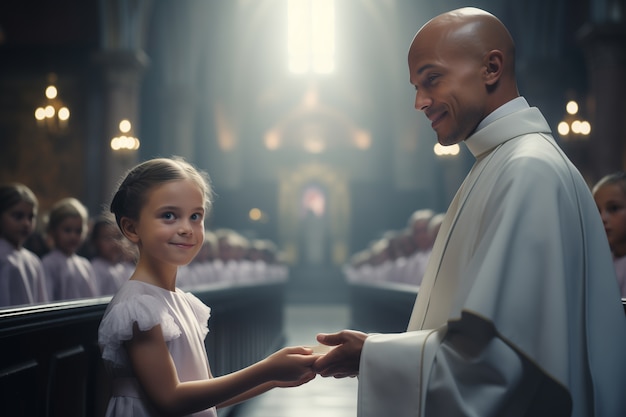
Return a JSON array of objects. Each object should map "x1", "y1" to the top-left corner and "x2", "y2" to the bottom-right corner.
[
  {"x1": 191, "y1": 213, "x2": 203, "y2": 222},
  {"x1": 162, "y1": 212, "x2": 175, "y2": 220}
]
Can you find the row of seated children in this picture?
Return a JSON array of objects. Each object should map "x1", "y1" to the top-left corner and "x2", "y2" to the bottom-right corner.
[
  {"x1": 0, "y1": 183, "x2": 287, "y2": 308},
  {"x1": 344, "y1": 172, "x2": 626, "y2": 298},
  {"x1": 0, "y1": 185, "x2": 134, "y2": 307},
  {"x1": 343, "y1": 209, "x2": 444, "y2": 287},
  {"x1": 176, "y1": 228, "x2": 288, "y2": 289}
]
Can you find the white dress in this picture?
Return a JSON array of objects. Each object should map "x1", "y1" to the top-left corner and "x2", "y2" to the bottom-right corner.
[
  {"x1": 0, "y1": 237, "x2": 49, "y2": 307},
  {"x1": 98, "y1": 280, "x2": 217, "y2": 417},
  {"x1": 91, "y1": 257, "x2": 131, "y2": 296},
  {"x1": 42, "y1": 249, "x2": 99, "y2": 301}
]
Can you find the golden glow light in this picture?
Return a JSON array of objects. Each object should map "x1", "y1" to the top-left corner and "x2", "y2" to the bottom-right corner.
[
  {"x1": 34, "y1": 78, "x2": 70, "y2": 130},
  {"x1": 34, "y1": 107, "x2": 46, "y2": 121},
  {"x1": 119, "y1": 119, "x2": 131, "y2": 133},
  {"x1": 110, "y1": 135, "x2": 140, "y2": 151},
  {"x1": 264, "y1": 130, "x2": 281, "y2": 150},
  {"x1": 249, "y1": 208, "x2": 262, "y2": 221},
  {"x1": 433, "y1": 143, "x2": 460, "y2": 156},
  {"x1": 303, "y1": 137, "x2": 325, "y2": 153},
  {"x1": 559, "y1": 100, "x2": 591, "y2": 139},
  {"x1": 111, "y1": 118, "x2": 140, "y2": 151},
  {"x1": 566, "y1": 100, "x2": 578, "y2": 115},
  {"x1": 45, "y1": 85, "x2": 58, "y2": 99},
  {"x1": 58, "y1": 107, "x2": 70, "y2": 121},
  {"x1": 44, "y1": 105, "x2": 55, "y2": 118},
  {"x1": 353, "y1": 129, "x2": 371, "y2": 150},
  {"x1": 579, "y1": 121, "x2": 591, "y2": 135}
]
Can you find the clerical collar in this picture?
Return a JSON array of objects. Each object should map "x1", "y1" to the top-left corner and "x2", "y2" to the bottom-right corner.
[
  {"x1": 476, "y1": 96, "x2": 529, "y2": 132},
  {"x1": 464, "y1": 97, "x2": 529, "y2": 158}
]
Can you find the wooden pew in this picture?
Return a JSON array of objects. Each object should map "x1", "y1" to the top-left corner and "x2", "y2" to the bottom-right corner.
[
  {"x1": 0, "y1": 281, "x2": 285, "y2": 417},
  {"x1": 348, "y1": 281, "x2": 626, "y2": 333}
]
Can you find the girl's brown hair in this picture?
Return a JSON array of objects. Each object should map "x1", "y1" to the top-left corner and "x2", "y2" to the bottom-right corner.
[{"x1": 110, "y1": 157, "x2": 212, "y2": 229}]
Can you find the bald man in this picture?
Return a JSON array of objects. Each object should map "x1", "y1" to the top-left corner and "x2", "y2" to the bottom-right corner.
[{"x1": 313, "y1": 8, "x2": 626, "y2": 417}]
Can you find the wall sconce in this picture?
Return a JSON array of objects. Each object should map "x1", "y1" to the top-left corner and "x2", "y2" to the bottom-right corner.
[
  {"x1": 433, "y1": 142, "x2": 460, "y2": 158},
  {"x1": 110, "y1": 119, "x2": 140, "y2": 151},
  {"x1": 34, "y1": 75, "x2": 70, "y2": 133},
  {"x1": 558, "y1": 100, "x2": 591, "y2": 140}
]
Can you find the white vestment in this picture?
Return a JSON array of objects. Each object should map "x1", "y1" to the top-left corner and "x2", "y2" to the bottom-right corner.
[{"x1": 358, "y1": 104, "x2": 626, "y2": 417}]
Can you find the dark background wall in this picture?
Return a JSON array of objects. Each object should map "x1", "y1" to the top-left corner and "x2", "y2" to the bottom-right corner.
[{"x1": 1, "y1": 0, "x2": 624, "y2": 264}]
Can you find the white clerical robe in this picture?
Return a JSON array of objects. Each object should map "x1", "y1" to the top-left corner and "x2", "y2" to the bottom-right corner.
[{"x1": 358, "y1": 105, "x2": 626, "y2": 417}]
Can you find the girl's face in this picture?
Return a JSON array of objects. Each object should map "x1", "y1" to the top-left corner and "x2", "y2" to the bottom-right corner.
[
  {"x1": 133, "y1": 179, "x2": 205, "y2": 267},
  {"x1": 594, "y1": 183, "x2": 626, "y2": 256},
  {"x1": 94, "y1": 224, "x2": 124, "y2": 263},
  {"x1": 1, "y1": 200, "x2": 36, "y2": 249},
  {"x1": 51, "y1": 216, "x2": 85, "y2": 256}
]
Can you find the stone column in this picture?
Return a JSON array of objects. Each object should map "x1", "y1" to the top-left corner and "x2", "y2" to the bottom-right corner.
[
  {"x1": 95, "y1": 51, "x2": 149, "y2": 203},
  {"x1": 579, "y1": 20, "x2": 626, "y2": 182},
  {"x1": 92, "y1": 0, "x2": 152, "y2": 205}
]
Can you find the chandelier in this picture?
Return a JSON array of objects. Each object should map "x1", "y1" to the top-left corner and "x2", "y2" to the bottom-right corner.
[
  {"x1": 557, "y1": 100, "x2": 591, "y2": 141},
  {"x1": 110, "y1": 119, "x2": 140, "y2": 151},
  {"x1": 34, "y1": 74, "x2": 70, "y2": 133}
]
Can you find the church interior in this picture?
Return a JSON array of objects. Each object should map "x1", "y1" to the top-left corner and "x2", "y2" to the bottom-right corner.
[{"x1": 0, "y1": 1, "x2": 625, "y2": 416}]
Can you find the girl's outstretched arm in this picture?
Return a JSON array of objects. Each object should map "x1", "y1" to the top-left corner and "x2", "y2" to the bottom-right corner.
[
  {"x1": 216, "y1": 349, "x2": 319, "y2": 409},
  {"x1": 127, "y1": 323, "x2": 316, "y2": 416}
]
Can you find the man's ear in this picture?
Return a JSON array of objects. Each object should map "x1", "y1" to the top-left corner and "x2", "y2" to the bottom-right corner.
[
  {"x1": 120, "y1": 217, "x2": 140, "y2": 244},
  {"x1": 483, "y1": 49, "x2": 504, "y2": 86}
]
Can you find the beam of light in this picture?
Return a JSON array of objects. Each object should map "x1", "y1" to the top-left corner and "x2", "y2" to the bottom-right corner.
[
  {"x1": 288, "y1": 0, "x2": 335, "y2": 74},
  {"x1": 311, "y1": 0, "x2": 335, "y2": 74}
]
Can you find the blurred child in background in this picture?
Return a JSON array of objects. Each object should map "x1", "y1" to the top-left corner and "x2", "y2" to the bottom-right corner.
[
  {"x1": 0, "y1": 183, "x2": 49, "y2": 307},
  {"x1": 593, "y1": 172, "x2": 626, "y2": 298},
  {"x1": 90, "y1": 214, "x2": 132, "y2": 296},
  {"x1": 42, "y1": 197, "x2": 99, "y2": 301}
]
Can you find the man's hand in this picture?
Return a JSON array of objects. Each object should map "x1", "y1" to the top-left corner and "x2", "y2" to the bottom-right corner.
[{"x1": 312, "y1": 330, "x2": 368, "y2": 378}]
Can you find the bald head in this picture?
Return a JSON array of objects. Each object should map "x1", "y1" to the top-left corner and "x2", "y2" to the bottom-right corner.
[
  {"x1": 408, "y1": 8, "x2": 519, "y2": 144},
  {"x1": 418, "y1": 8, "x2": 515, "y2": 74}
]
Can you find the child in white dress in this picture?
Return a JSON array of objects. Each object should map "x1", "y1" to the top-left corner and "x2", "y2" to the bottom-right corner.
[
  {"x1": 593, "y1": 172, "x2": 626, "y2": 298},
  {"x1": 0, "y1": 183, "x2": 49, "y2": 307},
  {"x1": 90, "y1": 214, "x2": 132, "y2": 296},
  {"x1": 42, "y1": 197, "x2": 99, "y2": 301},
  {"x1": 98, "y1": 157, "x2": 316, "y2": 417}
]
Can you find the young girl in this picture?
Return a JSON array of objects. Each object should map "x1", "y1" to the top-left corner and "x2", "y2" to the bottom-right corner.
[
  {"x1": 90, "y1": 214, "x2": 133, "y2": 296},
  {"x1": 98, "y1": 157, "x2": 316, "y2": 417},
  {"x1": 592, "y1": 172, "x2": 626, "y2": 298},
  {"x1": 0, "y1": 183, "x2": 49, "y2": 307},
  {"x1": 42, "y1": 197, "x2": 99, "y2": 301}
]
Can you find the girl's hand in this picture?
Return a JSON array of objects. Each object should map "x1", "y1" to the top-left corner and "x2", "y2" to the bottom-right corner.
[
  {"x1": 273, "y1": 372, "x2": 317, "y2": 388},
  {"x1": 264, "y1": 346, "x2": 317, "y2": 386}
]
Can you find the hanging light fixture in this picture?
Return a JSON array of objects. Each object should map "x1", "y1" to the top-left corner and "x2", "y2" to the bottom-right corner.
[
  {"x1": 110, "y1": 119, "x2": 140, "y2": 151},
  {"x1": 34, "y1": 74, "x2": 70, "y2": 133},
  {"x1": 558, "y1": 99, "x2": 591, "y2": 141}
]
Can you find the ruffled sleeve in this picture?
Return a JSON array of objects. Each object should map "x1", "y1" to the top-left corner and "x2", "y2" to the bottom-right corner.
[
  {"x1": 98, "y1": 293, "x2": 181, "y2": 366},
  {"x1": 183, "y1": 291, "x2": 212, "y2": 339}
]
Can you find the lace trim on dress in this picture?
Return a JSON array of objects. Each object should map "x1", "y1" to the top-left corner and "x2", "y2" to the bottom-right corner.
[
  {"x1": 99, "y1": 293, "x2": 182, "y2": 366},
  {"x1": 183, "y1": 291, "x2": 212, "y2": 338}
]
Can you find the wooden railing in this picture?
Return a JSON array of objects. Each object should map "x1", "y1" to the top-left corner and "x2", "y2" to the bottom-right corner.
[
  {"x1": 348, "y1": 281, "x2": 418, "y2": 333},
  {"x1": 348, "y1": 281, "x2": 626, "y2": 333},
  {"x1": 0, "y1": 281, "x2": 286, "y2": 417}
]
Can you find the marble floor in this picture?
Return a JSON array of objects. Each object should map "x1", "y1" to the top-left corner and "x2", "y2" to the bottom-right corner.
[{"x1": 226, "y1": 303, "x2": 359, "y2": 417}]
